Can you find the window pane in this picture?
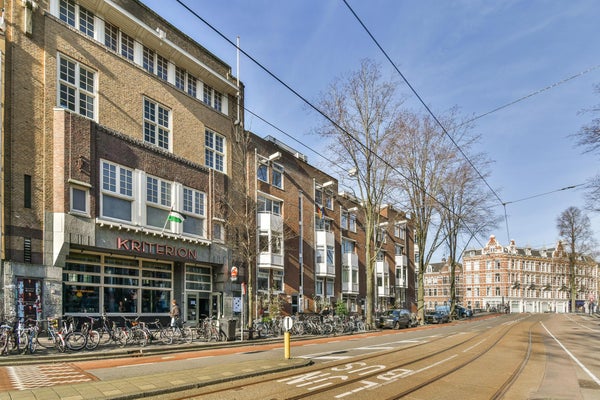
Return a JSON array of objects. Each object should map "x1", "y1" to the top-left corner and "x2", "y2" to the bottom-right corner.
[
  {"x1": 72, "y1": 187, "x2": 86, "y2": 212},
  {"x1": 79, "y1": 7, "x2": 94, "y2": 37},
  {"x1": 183, "y1": 215, "x2": 204, "y2": 236},
  {"x1": 102, "y1": 195, "x2": 132, "y2": 221},
  {"x1": 59, "y1": 0, "x2": 75, "y2": 26},
  {"x1": 63, "y1": 285, "x2": 99, "y2": 313},
  {"x1": 147, "y1": 205, "x2": 168, "y2": 228}
]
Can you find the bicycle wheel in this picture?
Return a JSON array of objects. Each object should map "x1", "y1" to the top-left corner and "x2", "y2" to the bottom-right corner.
[
  {"x1": 85, "y1": 330, "x2": 100, "y2": 350},
  {"x1": 65, "y1": 332, "x2": 86, "y2": 351},
  {"x1": 181, "y1": 327, "x2": 193, "y2": 344},
  {"x1": 134, "y1": 329, "x2": 148, "y2": 347},
  {"x1": 27, "y1": 333, "x2": 38, "y2": 354}
]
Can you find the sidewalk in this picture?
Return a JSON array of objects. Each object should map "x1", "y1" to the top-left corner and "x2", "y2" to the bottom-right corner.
[{"x1": 0, "y1": 356, "x2": 311, "y2": 400}]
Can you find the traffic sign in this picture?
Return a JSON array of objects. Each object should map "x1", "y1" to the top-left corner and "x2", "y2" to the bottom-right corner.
[{"x1": 283, "y1": 316, "x2": 293, "y2": 332}]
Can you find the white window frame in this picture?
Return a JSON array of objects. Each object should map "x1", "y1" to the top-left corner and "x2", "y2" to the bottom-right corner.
[
  {"x1": 145, "y1": 175, "x2": 172, "y2": 229},
  {"x1": 57, "y1": 53, "x2": 97, "y2": 120},
  {"x1": 100, "y1": 160, "x2": 134, "y2": 223},
  {"x1": 272, "y1": 163, "x2": 284, "y2": 189},
  {"x1": 257, "y1": 157, "x2": 268, "y2": 183},
  {"x1": 70, "y1": 184, "x2": 90, "y2": 216},
  {"x1": 205, "y1": 129, "x2": 226, "y2": 173},
  {"x1": 143, "y1": 98, "x2": 171, "y2": 151},
  {"x1": 181, "y1": 186, "x2": 206, "y2": 238}
]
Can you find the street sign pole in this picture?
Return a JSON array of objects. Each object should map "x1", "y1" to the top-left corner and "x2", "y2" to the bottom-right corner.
[{"x1": 283, "y1": 316, "x2": 293, "y2": 359}]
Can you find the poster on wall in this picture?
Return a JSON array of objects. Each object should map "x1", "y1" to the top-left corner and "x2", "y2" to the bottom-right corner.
[{"x1": 17, "y1": 278, "x2": 42, "y2": 321}]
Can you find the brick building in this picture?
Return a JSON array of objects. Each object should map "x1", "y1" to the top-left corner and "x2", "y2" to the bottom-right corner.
[
  {"x1": 0, "y1": 0, "x2": 240, "y2": 323},
  {"x1": 423, "y1": 259, "x2": 463, "y2": 311},
  {"x1": 247, "y1": 135, "x2": 416, "y2": 317},
  {"x1": 462, "y1": 235, "x2": 598, "y2": 313}
]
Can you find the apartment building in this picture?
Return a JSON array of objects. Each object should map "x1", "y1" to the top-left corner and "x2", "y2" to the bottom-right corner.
[
  {"x1": 462, "y1": 235, "x2": 598, "y2": 313},
  {"x1": 1, "y1": 0, "x2": 240, "y2": 323},
  {"x1": 422, "y1": 259, "x2": 463, "y2": 311},
  {"x1": 247, "y1": 134, "x2": 416, "y2": 318},
  {"x1": 377, "y1": 205, "x2": 415, "y2": 312}
]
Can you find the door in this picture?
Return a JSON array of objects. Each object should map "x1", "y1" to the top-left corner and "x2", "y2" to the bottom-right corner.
[
  {"x1": 186, "y1": 293, "x2": 199, "y2": 324},
  {"x1": 210, "y1": 293, "x2": 222, "y2": 319}
]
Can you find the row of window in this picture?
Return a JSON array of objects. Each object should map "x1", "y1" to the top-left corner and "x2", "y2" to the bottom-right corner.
[
  {"x1": 58, "y1": 53, "x2": 226, "y2": 173},
  {"x1": 69, "y1": 160, "x2": 225, "y2": 240},
  {"x1": 57, "y1": 0, "x2": 225, "y2": 113},
  {"x1": 257, "y1": 157, "x2": 284, "y2": 189}
]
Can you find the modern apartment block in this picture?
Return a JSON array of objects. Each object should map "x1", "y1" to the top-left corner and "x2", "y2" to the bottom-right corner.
[
  {"x1": 462, "y1": 235, "x2": 598, "y2": 313},
  {"x1": 247, "y1": 134, "x2": 416, "y2": 317},
  {"x1": 0, "y1": 0, "x2": 416, "y2": 324}
]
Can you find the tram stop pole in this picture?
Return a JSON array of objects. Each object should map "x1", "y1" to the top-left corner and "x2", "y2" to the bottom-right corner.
[{"x1": 283, "y1": 316, "x2": 293, "y2": 359}]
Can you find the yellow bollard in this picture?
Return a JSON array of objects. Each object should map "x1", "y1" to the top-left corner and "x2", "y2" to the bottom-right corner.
[{"x1": 284, "y1": 331, "x2": 291, "y2": 359}]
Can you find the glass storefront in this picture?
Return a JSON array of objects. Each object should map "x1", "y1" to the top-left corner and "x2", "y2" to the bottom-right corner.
[{"x1": 63, "y1": 252, "x2": 172, "y2": 315}]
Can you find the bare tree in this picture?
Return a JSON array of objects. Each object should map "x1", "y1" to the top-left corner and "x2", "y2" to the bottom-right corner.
[
  {"x1": 391, "y1": 111, "x2": 457, "y2": 324},
  {"x1": 315, "y1": 59, "x2": 404, "y2": 326},
  {"x1": 572, "y1": 83, "x2": 600, "y2": 211},
  {"x1": 556, "y1": 206, "x2": 596, "y2": 312},
  {"x1": 438, "y1": 141, "x2": 500, "y2": 319},
  {"x1": 223, "y1": 126, "x2": 259, "y2": 331}
]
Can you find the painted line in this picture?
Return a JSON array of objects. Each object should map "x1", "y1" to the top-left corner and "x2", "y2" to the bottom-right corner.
[
  {"x1": 188, "y1": 355, "x2": 215, "y2": 360},
  {"x1": 117, "y1": 362, "x2": 156, "y2": 368},
  {"x1": 463, "y1": 339, "x2": 487, "y2": 352},
  {"x1": 541, "y1": 321, "x2": 600, "y2": 386},
  {"x1": 403, "y1": 354, "x2": 458, "y2": 377}
]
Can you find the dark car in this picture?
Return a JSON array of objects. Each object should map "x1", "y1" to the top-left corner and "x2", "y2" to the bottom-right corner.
[
  {"x1": 425, "y1": 310, "x2": 449, "y2": 324},
  {"x1": 456, "y1": 306, "x2": 473, "y2": 319},
  {"x1": 378, "y1": 309, "x2": 412, "y2": 329}
]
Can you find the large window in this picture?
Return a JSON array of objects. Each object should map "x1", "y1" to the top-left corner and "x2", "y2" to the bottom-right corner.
[
  {"x1": 146, "y1": 176, "x2": 171, "y2": 228},
  {"x1": 121, "y1": 32, "x2": 135, "y2": 61},
  {"x1": 143, "y1": 46, "x2": 155, "y2": 74},
  {"x1": 257, "y1": 157, "x2": 268, "y2": 183},
  {"x1": 58, "y1": 54, "x2": 96, "y2": 119},
  {"x1": 101, "y1": 161, "x2": 133, "y2": 222},
  {"x1": 257, "y1": 196, "x2": 282, "y2": 215},
  {"x1": 205, "y1": 129, "x2": 225, "y2": 172},
  {"x1": 63, "y1": 253, "x2": 172, "y2": 315},
  {"x1": 59, "y1": 0, "x2": 95, "y2": 38},
  {"x1": 143, "y1": 98, "x2": 171, "y2": 150},
  {"x1": 272, "y1": 163, "x2": 284, "y2": 189},
  {"x1": 182, "y1": 187, "x2": 206, "y2": 237},
  {"x1": 185, "y1": 265, "x2": 212, "y2": 292},
  {"x1": 203, "y1": 84, "x2": 223, "y2": 112}
]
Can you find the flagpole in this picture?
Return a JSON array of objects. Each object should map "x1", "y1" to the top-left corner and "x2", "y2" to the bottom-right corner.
[{"x1": 160, "y1": 206, "x2": 173, "y2": 235}]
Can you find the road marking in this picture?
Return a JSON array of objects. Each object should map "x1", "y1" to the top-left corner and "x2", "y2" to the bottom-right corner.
[
  {"x1": 117, "y1": 362, "x2": 156, "y2": 368},
  {"x1": 6, "y1": 364, "x2": 95, "y2": 390},
  {"x1": 541, "y1": 322, "x2": 600, "y2": 386}
]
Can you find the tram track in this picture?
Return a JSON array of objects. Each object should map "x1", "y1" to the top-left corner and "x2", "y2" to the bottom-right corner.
[{"x1": 168, "y1": 315, "x2": 537, "y2": 399}]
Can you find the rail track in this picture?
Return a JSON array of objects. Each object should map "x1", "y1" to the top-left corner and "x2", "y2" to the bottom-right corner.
[{"x1": 163, "y1": 314, "x2": 540, "y2": 399}]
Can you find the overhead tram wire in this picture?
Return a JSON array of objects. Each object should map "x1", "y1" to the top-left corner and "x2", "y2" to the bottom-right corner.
[
  {"x1": 342, "y1": 1, "x2": 504, "y2": 206},
  {"x1": 342, "y1": 0, "x2": 513, "y2": 241},
  {"x1": 502, "y1": 184, "x2": 584, "y2": 206},
  {"x1": 343, "y1": 2, "x2": 600, "y2": 244},
  {"x1": 460, "y1": 64, "x2": 600, "y2": 128},
  {"x1": 174, "y1": 0, "x2": 488, "y2": 249}
]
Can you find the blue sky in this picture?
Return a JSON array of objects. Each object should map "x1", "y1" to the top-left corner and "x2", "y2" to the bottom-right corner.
[{"x1": 141, "y1": 0, "x2": 600, "y2": 255}]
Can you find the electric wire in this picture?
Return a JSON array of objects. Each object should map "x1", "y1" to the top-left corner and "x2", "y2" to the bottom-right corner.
[
  {"x1": 172, "y1": 0, "x2": 586, "y2": 251},
  {"x1": 342, "y1": 0, "x2": 505, "y2": 208},
  {"x1": 173, "y1": 0, "x2": 489, "y2": 249}
]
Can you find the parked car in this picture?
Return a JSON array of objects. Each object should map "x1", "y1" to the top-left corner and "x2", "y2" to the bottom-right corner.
[
  {"x1": 425, "y1": 310, "x2": 449, "y2": 324},
  {"x1": 456, "y1": 306, "x2": 473, "y2": 318},
  {"x1": 378, "y1": 309, "x2": 412, "y2": 329}
]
